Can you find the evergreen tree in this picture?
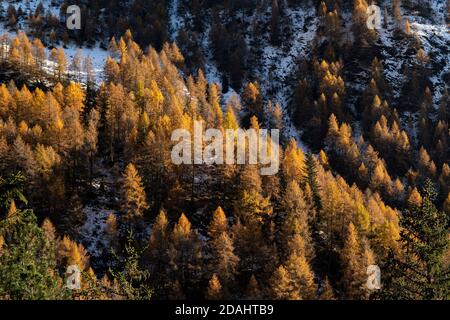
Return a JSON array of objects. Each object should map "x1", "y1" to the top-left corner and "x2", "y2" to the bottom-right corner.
[
  {"x1": 109, "y1": 231, "x2": 152, "y2": 300},
  {"x1": 0, "y1": 172, "x2": 27, "y2": 215},
  {"x1": 381, "y1": 180, "x2": 450, "y2": 299},
  {"x1": 0, "y1": 208, "x2": 69, "y2": 299},
  {"x1": 303, "y1": 153, "x2": 322, "y2": 213},
  {"x1": 0, "y1": 182, "x2": 67, "y2": 300}
]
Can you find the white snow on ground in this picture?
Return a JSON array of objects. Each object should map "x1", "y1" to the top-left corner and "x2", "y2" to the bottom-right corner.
[
  {"x1": 168, "y1": 0, "x2": 184, "y2": 41},
  {"x1": 430, "y1": 0, "x2": 448, "y2": 24},
  {"x1": 0, "y1": 31, "x2": 109, "y2": 84},
  {"x1": 403, "y1": 1, "x2": 450, "y2": 105},
  {"x1": 79, "y1": 203, "x2": 114, "y2": 259},
  {"x1": 199, "y1": 21, "x2": 225, "y2": 88},
  {"x1": 63, "y1": 43, "x2": 109, "y2": 80},
  {"x1": 376, "y1": 1, "x2": 449, "y2": 105},
  {"x1": 256, "y1": 5, "x2": 316, "y2": 151},
  {"x1": 411, "y1": 22, "x2": 450, "y2": 105},
  {"x1": 0, "y1": 0, "x2": 108, "y2": 83},
  {"x1": 1, "y1": 0, "x2": 62, "y2": 30},
  {"x1": 257, "y1": 6, "x2": 317, "y2": 107},
  {"x1": 78, "y1": 164, "x2": 118, "y2": 259},
  {"x1": 377, "y1": 14, "x2": 406, "y2": 99},
  {"x1": 7, "y1": 0, "x2": 60, "y2": 13}
]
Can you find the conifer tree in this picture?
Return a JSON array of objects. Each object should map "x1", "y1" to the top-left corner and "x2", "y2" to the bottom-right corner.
[
  {"x1": 109, "y1": 231, "x2": 152, "y2": 300},
  {"x1": 146, "y1": 210, "x2": 171, "y2": 296},
  {"x1": 407, "y1": 187, "x2": 423, "y2": 208},
  {"x1": 232, "y1": 218, "x2": 274, "y2": 277},
  {"x1": 284, "y1": 250, "x2": 317, "y2": 299},
  {"x1": 303, "y1": 153, "x2": 322, "y2": 213},
  {"x1": 50, "y1": 48, "x2": 67, "y2": 81},
  {"x1": 207, "y1": 207, "x2": 239, "y2": 286},
  {"x1": 282, "y1": 139, "x2": 305, "y2": 183},
  {"x1": 270, "y1": 0, "x2": 280, "y2": 45},
  {"x1": 341, "y1": 223, "x2": 371, "y2": 299},
  {"x1": 319, "y1": 277, "x2": 335, "y2": 300},
  {"x1": 121, "y1": 163, "x2": 148, "y2": 223},
  {"x1": 281, "y1": 180, "x2": 314, "y2": 261},
  {"x1": 234, "y1": 165, "x2": 272, "y2": 223},
  {"x1": 208, "y1": 206, "x2": 228, "y2": 240},
  {"x1": 381, "y1": 180, "x2": 450, "y2": 299},
  {"x1": 269, "y1": 265, "x2": 298, "y2": 300},
  {"x1": 41, "y1": 218, "x2": 57, "y2": 243},
  {"x1": 206, "y1": 274, "x2": 223, "y2": 300},
  {"x1": 242, "y1": 82, "x2": 263, "y2": 123},
  {"x1": 0, "y1": 206, "x2": 68, "y2": 299},
  {"x1": 170, "y1": 213, "x2": 203, "y2": 292},
  {"x1": 245, "y1": 274, "x2": 262, "y2": 299}
]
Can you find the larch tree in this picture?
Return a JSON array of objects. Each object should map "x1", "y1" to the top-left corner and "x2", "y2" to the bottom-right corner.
[
  {"x1": 319, "y1": 277, "x2": 336, "y2": 300},
  {"x1": 207, "y1": 208, "x2": 239, "y2": 286},
  {"x1": 268, "y1": 265, "x2": 298, "y2": 300},
  {"x1": 206, "y1": 274, "x2": 223, "y2": 300},
  {"x1": 41, "y1": 217, "x2": 57, "y2": 243},
  {"x1": 282, "y1": 138, "x2": 305, "y2": 184},
  {"x1": 340, "y1": 223, "x2": 372, "y2": 299},
  {"x1": 50, "y1": 48, "x2": 67, "y2": 81},
  {"x1": 208, "y1": 206, "x2": 228, "y2": 240},
  {"x1": 280, "y1": 180, "x2": 314, "y2": 262},
  {"x1": 284, "y1": 245, "x2": 317, "y2": 299},
  {"x1": 170, "y1": 213, "x2": 203, "y2": 293},
  {"x1": 242, "y1": 82, "x2": 263, "y2": 123},
  {"x1": 234, "y1": 164, "x2": 272, "y2": 223},
  {"x1": 146, "y1": 210, "x2": 171, "y2": 296},
  {"x1": 121, "y1": 163, "x2": 149, "y2": 223},
  {"x1": 105, "y1": 213, "x2": 118, "y2": 248},
  {"x1": 245, "y1": 274, "x2": 262, "y2": 299}
]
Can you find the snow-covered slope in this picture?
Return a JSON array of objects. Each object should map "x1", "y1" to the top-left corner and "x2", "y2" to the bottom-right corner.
[
  {"x1": 1, "y1": 0, "x2": 448, "y2": 145},
  {"x1": 0, "y1": 0, "x2": 108, "y2": 82}
]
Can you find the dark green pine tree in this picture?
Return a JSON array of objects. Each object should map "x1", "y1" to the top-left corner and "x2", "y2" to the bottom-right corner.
[
  {"x1": 0, "y1": 209, "x2": 69, "y2": 299},
  {"x1": 379, "y1": 179, "x2": 449, "y2": 299},
  {"x1": 303, "y1": 153, "x2": 322, "y2": 213},
  {"x1": 0, "y1": 172, "x2": 28, "y2": 216},
  {"x1": 0, "y1": 175, "x2": 68, "y2": 299},
  {"x1": 109, "y1": 230, "x2": 153, "y2": 300}
]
